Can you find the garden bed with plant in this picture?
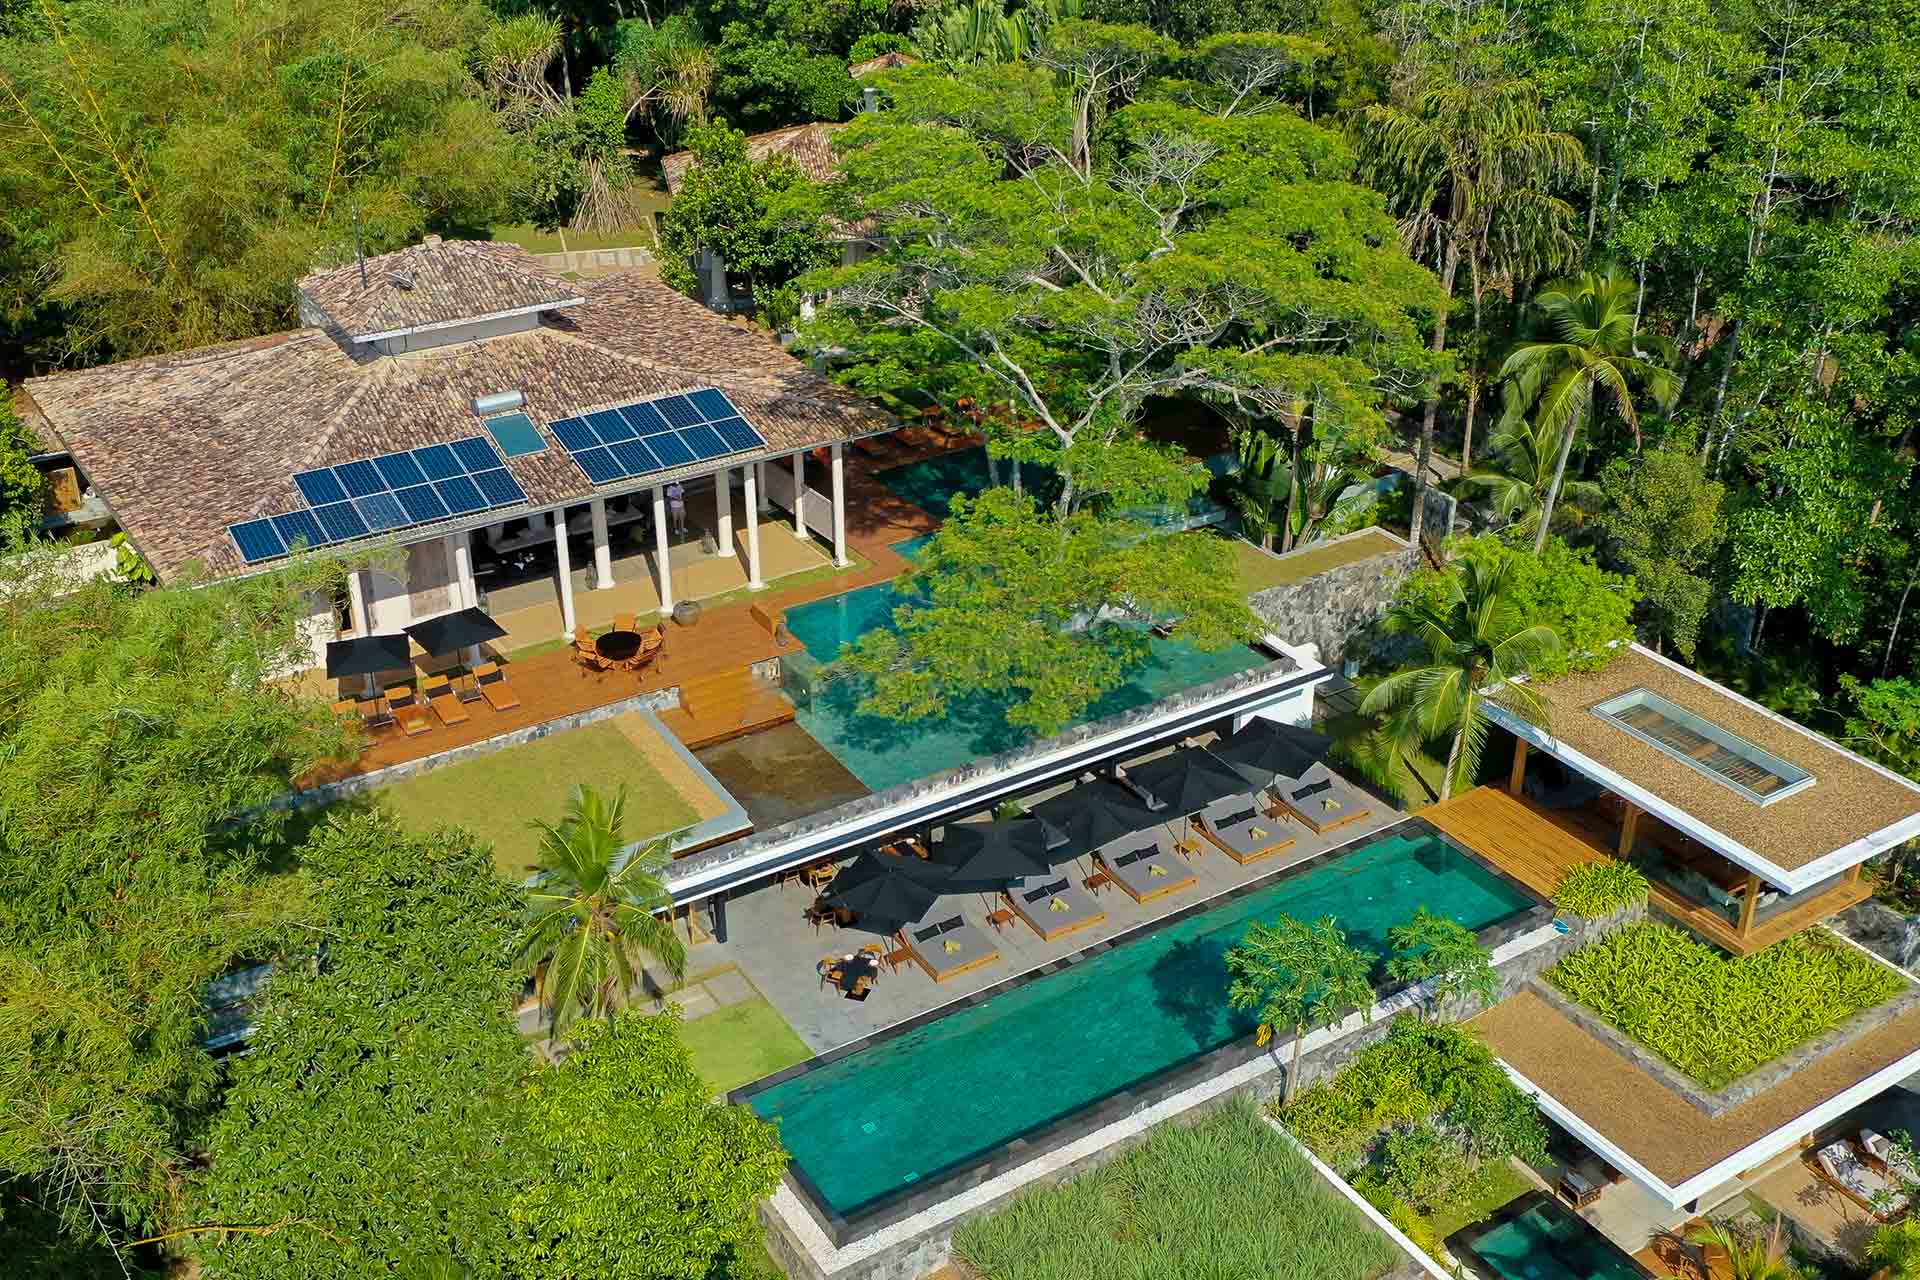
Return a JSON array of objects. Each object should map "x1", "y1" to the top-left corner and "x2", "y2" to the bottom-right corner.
[
  {"x1": 950, "y1": 1097, "x2": 1401, "y2": 1280},
  {"x1": 1544, "y1": 922, "x2": 1909, "y2": 1089},
  {"x1": 1278, "y1": 1016, "x2": 1548, "y2": 1264}
]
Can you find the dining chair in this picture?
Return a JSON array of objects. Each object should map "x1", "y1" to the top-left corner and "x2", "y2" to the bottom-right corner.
[{"x1": 613, "y1": 613, "x2": 637, "y2": 633}]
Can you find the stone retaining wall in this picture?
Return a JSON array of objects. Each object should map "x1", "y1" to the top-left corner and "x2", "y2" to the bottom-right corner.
[{"x1": 1247, "y1": 535, "x2": 1421, "y2": 669}]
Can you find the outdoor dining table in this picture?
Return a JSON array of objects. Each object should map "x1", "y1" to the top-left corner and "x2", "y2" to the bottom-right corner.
[
  {"x1": 830, "y1": 953, "x2": 880, "y2": 1001},
  {"x1": 595, "y1": 629, "x2": 644, "y2": 665}
]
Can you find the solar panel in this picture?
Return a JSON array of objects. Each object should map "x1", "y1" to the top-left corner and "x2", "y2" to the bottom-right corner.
[
  {"x1": 480, "y1": 411, "x2": 545, "y2": 458},
  {"x1": 336, "y1": 459, "x2": 385, "y2": 498},
  {"x1": 314, "y1": 501, "x2": 370, "y2": 542},
  {"x1": 414, "y1": 443, "x2": 464, "y2": 481},
  {"x1": 471, "y1": 468, "x2": 527, "y2": 506},
  {"x1": 435, "y1": 475, "x2": 486, "y2": 514},
  {"x1": 450, "y1": 437, "x2": 499, "y2": 473},
  {"x1": 294, "y1": 469, "x2": 348, "y2": 507},
  {"x1": 234, "y1": 434, "x2": 528, "y2": 565},
  {"x1": 270, "y1": 510, "x2": 327, "y2": 551},
  {"x1": 395, "y1": 484, "x2": 449, "y2": 524},
  {"x1": 230, "y1": 519, "x2": 287, "y2": 563},
  {"x1": 549, "y1": 387, "x2": 765, "y2": 488}
]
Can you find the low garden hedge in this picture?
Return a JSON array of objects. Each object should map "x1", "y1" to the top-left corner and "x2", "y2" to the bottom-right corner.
[
  {"x1": 1552, "y1": 858, "x2": 1649, "y2": 918},
  {"x1": 1545, "y1": 922, "x2": 1907, "y2": 1088}
]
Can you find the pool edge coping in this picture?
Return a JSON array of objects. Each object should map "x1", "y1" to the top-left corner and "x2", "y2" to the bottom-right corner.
[
  {"x1": 1444, "y1": 1189, "x2": 1658, "y2": 1280},
  {"x1": 733, "y1": 815, "x2": 1556, "y2": 1251}
]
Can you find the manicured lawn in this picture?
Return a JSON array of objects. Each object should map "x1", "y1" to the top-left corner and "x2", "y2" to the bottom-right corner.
[
  {"x1": 371, "y1": 722, "x2": 700, "y2": 879},
  {"x1": 1229, "y1": 529, "x2": 1407, "y2": 593},
  {"x1": 680, "y1": 996, "x2": 812, "y2": 1095},
  {"x1": 488, "y1": 212, "x2": 666, "y2": 256},
  {"x1": 953, "y1": 1098, "x2": 1400, "y2": 1280},
  {"x1": 1423, "y1": 1160, "x2": 1535, "y2": 1240}
]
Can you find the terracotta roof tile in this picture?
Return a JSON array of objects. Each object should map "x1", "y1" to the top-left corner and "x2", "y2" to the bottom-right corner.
[
  {"x1": 662, "y1": 122, "x2": 846, "y2": 195},
  {"x1": 299, "y1": 238, "x2": 582, "y2": 339},
  {"x1": 849, "y1": 51, "x2": 918, "y2": 77},
  {"x1": 23, "y1": 251, "x2": 891, "y2": 583}
]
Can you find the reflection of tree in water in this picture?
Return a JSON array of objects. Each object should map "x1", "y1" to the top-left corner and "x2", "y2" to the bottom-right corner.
[{"x1": 1148, "y1": 936, "x2": 1244, "y2": 1049}]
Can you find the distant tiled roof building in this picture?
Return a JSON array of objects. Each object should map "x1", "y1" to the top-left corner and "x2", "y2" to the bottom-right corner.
[
  {"x1": 848, "y1": 50, "x2": 918, "y2": 77},
  {"x1": 662, "y1": 122, "x2": 846, "y2": 196},
  {"x1": 22, "y1": 236, "x2": 889, "y2": 584}
]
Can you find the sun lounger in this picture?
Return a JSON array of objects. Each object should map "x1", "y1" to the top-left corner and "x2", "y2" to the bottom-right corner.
[
  {"x1": 1196, "y1": 795, "x2": 1297, "y2": 866},
  {"x1": 1863, "y1": 1130, "x2": 1918, "y2": 1180},
  {"x1": 1007, "y1": 878, "x2": 1107, "y2": 942},
  {"x1": 1098, "y1": 830, "x2": 1198, "y2": 904},
  {"x1": 472, "y1": 662, "x2": 522, "y2": 712},
  {"x1": 1810, "y1": 1139, "x2": 1908, "y2": 1221},
  {"x1": 905, "y1": 915, "x2": 1001, "y2": 983},
  {"x1": 420, "y1": 674, "x2": 469, "y2": 727},
  {"x1": 1273, "y1": 762, "x2": 1371, "y2": 835},
  {"x1": 384, "y1": 685, "x2": 432, "y2": 737}
]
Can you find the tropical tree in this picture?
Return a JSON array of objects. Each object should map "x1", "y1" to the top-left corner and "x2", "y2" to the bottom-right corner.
[
  {"x1": 1867, "y1": 1217, "x2": 1920, "y2": 1280},
  {"x1": 1496, "y1": 269, "x2": 1681, "y2": 553},
  {"x1": 1226, "y1": 429, "x2": 1290, "y2": 551},
  {"x1": 657, "y1": 122, "x2": 835, "y2": 306},
  {"x1": 517, "y1": 785, "x2": 687, "y2": 1035},
  {"x1": 1460, "y1": 414, "x2": 1605, "y2": 540},
  {"x1": 1385, "y1": 907, "x2": 1500, "y2": 1019},
  {"x1": 1687, "y1": 1219, "x2": 1801, "y2": 1280},
  {"x1": 1361, "y1": 555, "x2": 1563, "y2": 800},
  {"x1": 1595, "y1": 447, "x2": 1725, "y2": 659},
  {"x1": 1355, "y1": 74, "x2": 1585, "y2": 542},
  {"x1": 1226, "y1": 914, "x2": 1375, "y2": 1106}
]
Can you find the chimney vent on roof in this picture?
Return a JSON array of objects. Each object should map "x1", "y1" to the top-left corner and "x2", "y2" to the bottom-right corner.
[
  {"x1": 424, "y1": 234, "x2": 443, "y2": 248},
  {"x1": 389, "y1": 272, "x2": 415, "y2": 291}
]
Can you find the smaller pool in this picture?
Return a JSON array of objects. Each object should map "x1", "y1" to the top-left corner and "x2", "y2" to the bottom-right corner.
[
  {"x1": 874, "y1": 447, "x2": 1059, "y2": 521},
  {"x1": 1448, "y1": 1193, "x2": 1652, "y2": 1280}
]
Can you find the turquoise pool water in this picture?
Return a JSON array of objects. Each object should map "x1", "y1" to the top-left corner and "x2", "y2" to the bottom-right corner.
[
  {"x1": 785, "y1": 535, "x2": 1268, "y2": 792},
  {"x1": 1454, "y1": 1197, "x2": 1650, "y2": 1280},
  {"x1": 874, "y1": 447, "x2": 1059, "y2": 521},
  {"x1": 744, "y1": 831, "x2": 1538, "y2": 1219}
]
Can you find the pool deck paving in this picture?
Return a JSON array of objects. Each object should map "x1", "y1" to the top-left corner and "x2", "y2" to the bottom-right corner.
[{"x1": 708, "y1": 794, "x2": 1404, "y2": 1055}]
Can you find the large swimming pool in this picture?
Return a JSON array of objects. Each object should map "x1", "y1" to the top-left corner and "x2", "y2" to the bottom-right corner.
[
  {"x1": 783, "y1": 537, "x2": 1269, "y2": 792},
  {"x1": 740, "y1": 828, "x2": 1541, "y2": 1227}
]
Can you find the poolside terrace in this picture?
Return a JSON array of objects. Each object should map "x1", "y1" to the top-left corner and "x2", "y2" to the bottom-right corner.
[{"x1": 705, "y1": 766, "x2": 1405, "y2": 1053}]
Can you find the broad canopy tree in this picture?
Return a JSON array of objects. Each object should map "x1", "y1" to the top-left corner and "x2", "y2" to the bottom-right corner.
[{"x1": 803, "y1": 35, "x2": 1448, "y2": 731}]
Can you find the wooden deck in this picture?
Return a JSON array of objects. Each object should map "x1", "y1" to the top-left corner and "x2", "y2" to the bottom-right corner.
[
  {"x1": 298, "y1": 437, "x2": 965, "y2": 788},
  {"x1": 1426, "y1": 786, "x2": 1872, "y2": 953}
]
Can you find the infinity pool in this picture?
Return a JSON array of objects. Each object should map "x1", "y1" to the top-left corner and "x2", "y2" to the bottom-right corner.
[
  {"x1": 741, "y1": 829, "x2": 1540, "y2": 1223},
  {"x1": 784, "y1": 538, "x2": 1268, "y2": 792}
]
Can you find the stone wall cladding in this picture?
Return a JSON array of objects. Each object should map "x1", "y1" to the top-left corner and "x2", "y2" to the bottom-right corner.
[{"x1": 1247, "y1": 539, "x2": 1422, "y2": 668}]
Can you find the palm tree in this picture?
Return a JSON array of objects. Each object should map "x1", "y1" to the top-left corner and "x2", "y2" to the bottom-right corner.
[
  {"x1": 1497, "y1": 269, "x2": 1681, "y2": 553},
  {"x1": 1226, "y1": 914, "x2": 1375, "y2": 1106},
  {"x1": 1460, "y1": 414, "x2": 1604, "y2": 539},
  {"x1": 1360, "y1": 555, "x2": 1562, "y2": 800},
  {"x1": 1687, "y1": 1219, "x2": 1800, "y2": 1280},
  {"x1": 1868, "y1": 1218, "x2": 1920, "y2": 1280},
  {"x1": 516, "y1": 784, "x2": 687, "y2": 1036},
  {"x1": 1356, "y1": 75, "x2": 1584, "y2": 544}
]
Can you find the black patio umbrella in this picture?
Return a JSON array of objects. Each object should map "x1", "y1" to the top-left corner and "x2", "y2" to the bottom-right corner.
[
  {"x1": 1207, "y1": 718, "x2": 1334, "y2": 790},
  {"x1": 1126, "y1": 748, "x2": 1254, "y2": 816},
  {"x1": 928, "y1": 819, "x2": 1052, "y2": 891},
  {"x1": 325, "y1": 632, "x2": 413, "y2": 680},
  {"x1": 1030, "y1": 781, "x2": 1162, "y2": 863},
  {"x1": 826, "y1": 850, "x2": 951, "y2": 936},
  {"x1": 404, "y1": 606, "x2": 507, "y2": 657}
]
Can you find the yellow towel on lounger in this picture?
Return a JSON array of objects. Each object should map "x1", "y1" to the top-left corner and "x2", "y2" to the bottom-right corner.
[
  {"x1": 1249, "y1": 826, "x2": 1269, "y2": 839},
  {"x1": 1322, "y1": 797, "x2": 1340, "y2": 812},
  {"x1": 943, "y1": 939, "x2": 962, "y2": 954},
  {"x1": 1149, "y1": 863, "x2": 1168, "y2": 877},
  {"x1": 1048, "y1": 897, "x2": 1070, "y2": 913}
]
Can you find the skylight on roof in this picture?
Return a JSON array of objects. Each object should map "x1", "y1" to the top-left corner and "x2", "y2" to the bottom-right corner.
[
  {"x1": 480, "y1": 411, "x2": 545, "y2": 457},
  {"x1": 1591, "y1": 688, "x2": 1812, "y2": 805}
]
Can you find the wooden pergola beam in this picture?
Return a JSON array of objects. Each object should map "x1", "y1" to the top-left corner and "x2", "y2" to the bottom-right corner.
[
  {"x1": 1617, "y1": 801, "x2": 1641, "y2": 859},
  {"x1": 1737, "y1": 873, "x2": 1762, "y2": 937},
  {"x1": 1509, "y1": 737, "x2": 1529, "y2": 795}
]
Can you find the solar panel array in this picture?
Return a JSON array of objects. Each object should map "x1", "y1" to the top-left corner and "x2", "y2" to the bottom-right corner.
[
  {"x1": 227, "y1": 435, "x2": 528, "y2": 564},
  {"x1": 547, "y1": 388, "x2": 766, "y2": 486}
]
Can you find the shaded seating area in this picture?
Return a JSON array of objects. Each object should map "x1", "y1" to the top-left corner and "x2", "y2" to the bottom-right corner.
[
  {"x1": 1096, "y1": 829, "x2": 1198, "y2": 904},
  {"x1": 1195, "y1": 794, "x2": 1296, "y2": 866},
  {"x1": 1005, "y1": 878, "x2": 1106, "y2": 942},
  {"x1": 902, "y1": 914, "x2": 1001, "y2": 983},
  {"x1": 1807, "y1": 1137, "x2": 1909, "y2": 1221},
  {"x1": 1271, "y1": 761, "x2": 1373, "y2": 835}
]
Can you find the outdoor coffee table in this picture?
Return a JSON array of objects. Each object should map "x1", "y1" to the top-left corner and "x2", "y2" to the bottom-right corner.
[
  {"x1": 595, "y1": 629, "x2": 644, "y2": 666},
  {"x1": 836, "y1": 955, "x2": 879, "y2": 1000}
]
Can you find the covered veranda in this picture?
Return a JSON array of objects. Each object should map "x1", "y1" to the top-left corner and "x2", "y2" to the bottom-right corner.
[{"x1": 1474, "y1": 645, "x2": 1920, "y2": 955}]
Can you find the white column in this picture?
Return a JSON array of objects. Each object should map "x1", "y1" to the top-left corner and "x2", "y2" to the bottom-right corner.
[
  {"x1": 755, "y1": 461, "x2": 771, "y2": 512},
  {"x1": 715, "y1": 467, "x2": 733, "y2": 557},
  {"x1": 652, "y1": 485, "x2": 675, "y2": 612},
  {"x1": 347, "y1": 569, "x2": 376, "y2": 694},
  {"x1": 553, "y1": 509, "x2": 576, "y2": 635},
  {"x1": 589, "y1": 497, "x2": 614, "y2": 589},
  {"x1": 743, "y1": 465, "x2": 764, "y2": 589},
  {"x1": 452, "y1": 533, "x2": 477, "y2": 609},
  {"x1": 830, "y1": 442, "x2": 849, "y2": 567},
  {"x1": 791, "y1": 451, "x2": 806, "y2": 537}
]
